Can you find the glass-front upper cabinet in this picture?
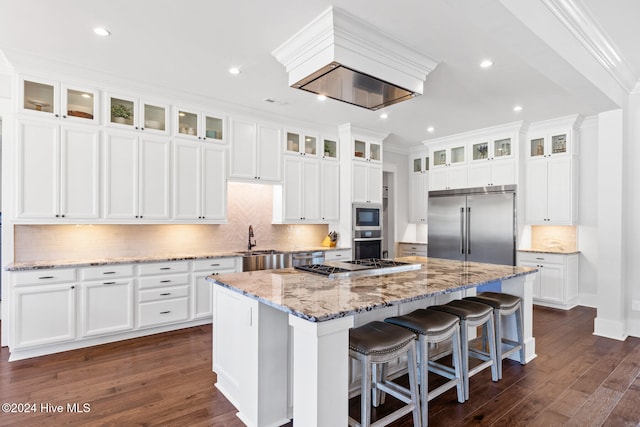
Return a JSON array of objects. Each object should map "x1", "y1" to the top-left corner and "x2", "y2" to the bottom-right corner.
[
  {"x1": 20, "y1": 76, "x2": 99, "y2": 123},
  {"x1": 353, "y1": 139, "x2": 381, "y2": 162},
  {"x1": 322, "y1": 138, "x2": 338, "y2": 160},
  {"x1": 471, "y1": 137, "x2": 512, "y2": 161},
  {"x1": 285, "y1": 130, "x2": 318, "y2": 156},
  {"x1": 528, "y1": 131, "x2": 569, "y2": 158},
  {"x1": 107, "y1": 93, "x2": 170, "y2": 134},
  {"x1": 174, "y1": 107, "x2": 224, "y2": 142},
  {"x1": 412, "y1": 153, "x2": 429, "y2": 173},
  {"x1": 431, "y1": 144, "x2": 466, "y2": 168}
]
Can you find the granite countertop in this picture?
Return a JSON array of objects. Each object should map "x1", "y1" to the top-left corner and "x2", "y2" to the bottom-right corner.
[
  {"x1": 209, "y1": 256, "x2": 537, "y2": 322},
  {"x1": 518, "y1": 248, "x2": 581, "y2": 254},
  {"x1": 5, "y1": 246, "x2": 351, "y2": 271}
]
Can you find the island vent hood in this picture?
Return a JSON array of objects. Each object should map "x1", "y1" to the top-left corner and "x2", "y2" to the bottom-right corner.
[{"x1": 272, "y1": 6, "x2": 439, "y2": 111}]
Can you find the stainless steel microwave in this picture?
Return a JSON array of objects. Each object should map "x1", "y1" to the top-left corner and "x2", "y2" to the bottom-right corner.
[{"x1": 353, "y1": 203, "x2": 382, "y2": 230}]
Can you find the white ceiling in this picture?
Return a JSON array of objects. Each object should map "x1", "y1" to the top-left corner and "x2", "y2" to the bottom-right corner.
[{"x1": 1, "y1": 0, "x2": 638, "y2": 149}]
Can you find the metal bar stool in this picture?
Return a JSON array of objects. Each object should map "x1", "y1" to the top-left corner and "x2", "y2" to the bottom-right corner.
[
  {"x1": 464, "y1": 291, "x2": 525, "y2": 379},
  {"x1": 429, "y1": 299, "x2": 499, "y2": 401},
  {"x1": 384, "y1": 309, "x2": 464, "y2": 426},
  {"x1": 348, "y1": 321, "x2": 421, "y2": 427}
]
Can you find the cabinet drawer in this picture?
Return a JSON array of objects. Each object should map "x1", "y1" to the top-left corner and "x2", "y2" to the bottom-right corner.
[
  {"x1": 138, "y1": 261, "x2": 189, "y2": 276},
  {"x1": 518, "y1": 252, "x2": 564, "y2": 265},
  {"x1": 13, "y1": 268, "x2": 76, "y2": 286},
  {"x1": 324, "y1": 249, "x2": 351, "y2": 261},
  {"x1": 138, "y1": 273, "x2": 190, "y2": 289},
  {"x1": 193, "y1": 257, "x2": 239, "y2": 272},
  {"x1": 81, "y1": 265, "x2": 134, "y2": 281},
  {"x1": 138, "y1": 298, "x2": 190, "y2": 328},
  {"x1": 139, "y1": 285, "x2": 190, "y2": 303}
]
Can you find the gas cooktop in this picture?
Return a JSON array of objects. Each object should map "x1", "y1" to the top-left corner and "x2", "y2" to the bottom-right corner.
[{"x1": 294, "y1": 258, "x2": 422, "y2": 279}]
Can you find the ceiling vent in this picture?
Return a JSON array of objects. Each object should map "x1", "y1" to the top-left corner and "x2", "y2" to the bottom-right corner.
[{"x1": 272, "y1": 6, "x2": 439, "y2": 111}]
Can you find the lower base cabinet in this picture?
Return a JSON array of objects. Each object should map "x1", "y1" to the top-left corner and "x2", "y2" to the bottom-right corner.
[
  {"x1": 517, "y1": 251, "x2": 579, "y2": 310},
  {"x1": 397, "y1": 242, "x2": 428, "y2": 257},
  {"x1": 81, "y1": 279, "x2": 134, "y2": 337}
]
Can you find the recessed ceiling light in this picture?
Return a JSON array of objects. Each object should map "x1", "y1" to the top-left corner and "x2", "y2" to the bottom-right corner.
[
  {"x1": 513, "y1": 105, "x2": 523, "y2": 112},
  {"x1": 228, "y1": 67, "x2": 241, "y2": 75},
  {"x1": 93, "y1": 27, "x2": 110, "y2": 37},
  {"x1": 379, "y1": 113, "x2": 388, "y2": 119},
  {"x1": 317, "y1": 94, "x2": 327, "y2": 101},
  {"x1": 480, "y1": 59, "x2": 493, "y2": 68},
  {"x1": 427, "y1": 126, "x2": 435, "y2": 133}
]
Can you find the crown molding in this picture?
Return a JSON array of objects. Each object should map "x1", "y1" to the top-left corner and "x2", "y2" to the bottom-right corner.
[{"x1": 542, "y1": 0, "x2": 637, "y2": 93}]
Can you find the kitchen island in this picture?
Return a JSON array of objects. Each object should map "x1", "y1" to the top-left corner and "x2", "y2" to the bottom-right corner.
[{"x1": 208, "y1": 256, "x2": 537, "y2": 427}]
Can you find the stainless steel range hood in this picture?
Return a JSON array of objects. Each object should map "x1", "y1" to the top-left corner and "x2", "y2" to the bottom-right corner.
[{"x1": 273, "y1": 7, "x2": 439, "y2": 111}]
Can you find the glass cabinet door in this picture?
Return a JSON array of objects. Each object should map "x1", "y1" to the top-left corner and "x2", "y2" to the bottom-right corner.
[
  {"x1": 551, "y1": 133, "x2": 567, "y2": 154},
  {"x1": 451, "y1": 146, "x2": 465, "y2": 164},
  {"x1": 494, "y1": 138, "x2": 511, "y2": 158},
  {"x1": 530, "y1": 137, "x2": 545, "y2": 157},
  {"x1": 177, "y1": 110, "x2": 199, "y2": 137},
  {"x1": 64, "y1": 87, "x2": 96, "y2": 120},
  {"x1": 322, "y1": 139, "x2": 337, "y2": 159},
  {"x1": 434, "y1": 149, "x2": 447, "y2": 166},
  {"x1": 472, "y1": 142, "x2": 489, "y2": 160},
  {"x1": 303, "y1": 135, "x2": 317, "y2": 155},
  {"x1": 110, "y1": 97, "x2": 136, "y2": 127},
  {"x1": 413, "y1": 158, "x2": 422, "y2": 173},
  {"x1": 143, "y1": 103, "x2": 167, "y2": 132},
  {"x1": 354, "y1": 140, "x2": 366, "y2": 159},
  {"x1": 286, "y1": 132, "x2": 300, "y2": 153},
  {"x1": 425, "y1": 156, "x2": 429, "y2": 171},
  {"x1": 205, "y1": 115, "x2": 223, "y2": 140},
  {"x1": 23, "y1": 80, "x2": 55, "y2": 114},
  {"x1": 369, "y1": 142, "x2": 381, "y2": 161}
]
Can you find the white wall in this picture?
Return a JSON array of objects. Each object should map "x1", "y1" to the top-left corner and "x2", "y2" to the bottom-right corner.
[
  {"x1": 382, "y1": 149, "x2": 411, "y2": 249},
  {"x1": 577, "y1": 117, "x2": 599, "y2": 305},
  {"x1": 625, "y1": 90, "x2": 640, "y2": 336}
]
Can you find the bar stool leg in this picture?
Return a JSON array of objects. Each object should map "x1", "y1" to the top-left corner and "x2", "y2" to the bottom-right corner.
[
  {"x1": 451, "y1": 327, "x2": 465, "y2": 404},
  {"x1": 407, "y1": 345, "x2": 421, "y2": 427},
  {"x1": 487, "y1": 315, "x2": 499, "y2": 382},
  {"x1": 459, "y1": 319, "x2": 470, "y2": 401},
  {"x1": 493, "y1": 308, "x2": 503, "y2": 379},
  {"x1": 361, "y1": 356, "x2": 372, "y2": 427}
]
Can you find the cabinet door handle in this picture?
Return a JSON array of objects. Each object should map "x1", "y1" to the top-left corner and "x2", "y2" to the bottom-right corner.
[
  {"x1": 160, "y1": 280, "x2": 171, "y2": 283},
  {"x1": 103, "y1": 271, "x2": 116, "y2": 275},
  {"x1": 160, "y1": 267, "x2": 171, "y2": 270},
  {"x1": 210, "y1": 263, "x2": 221, "y2": 267},
  {"x1": 39, "y1": 276, "x2": 54, "y2": 280},
  {"x1": 160, "y1": 310, "x2": 171, "y2": 314},
  {"x1": 103, "y1": 281, "x2": 116, "y2": 285},
  {"x1": 160, "y1": 292, "x2": 171, "y2": 296},
  {"x1": 535, "y1": 257, "x2": 544, "y2": 260}
]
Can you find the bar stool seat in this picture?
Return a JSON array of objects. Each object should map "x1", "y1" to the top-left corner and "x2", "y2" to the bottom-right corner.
[
  {"x1": 385, "y1": 309, "x2": 464, "y2": 426},
  {"x1": 429, "y1": 299, "x2": 499, "y2": 401},
  {"x1": 348, "y1": 321, "x2": 421, "y2": 427},
  {"x1": 464, "y1": 291, "x2": 525, "y2": 379}
]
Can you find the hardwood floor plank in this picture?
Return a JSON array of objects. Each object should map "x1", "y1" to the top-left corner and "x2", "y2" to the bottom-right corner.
[{"x1": 602, "y1": 376, "x2": 640, "y2": 427}]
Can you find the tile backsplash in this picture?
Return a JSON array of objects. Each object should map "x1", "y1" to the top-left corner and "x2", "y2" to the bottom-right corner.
[
  {"x1": 530, "y1": 225, "x2": 577, "y2": 252},
  {"x1": 14, "y1": 182, "x2": 330, "y2": 263}
]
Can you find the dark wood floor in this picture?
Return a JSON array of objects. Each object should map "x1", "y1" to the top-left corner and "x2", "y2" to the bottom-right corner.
[{"x1": 1, "y1": 306, "x2": 639, "y2": 426}]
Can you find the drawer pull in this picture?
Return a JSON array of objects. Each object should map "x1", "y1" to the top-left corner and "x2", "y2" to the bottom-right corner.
[
  {"x1": 160, "y1": 280, "x2": 171, "y2": 283},
  {"x1": 535, "y1": 257, "x2": 544, "y2": 260},
  {"x1": 160, "y1": 267, "x2": 171, "y2": 270},
  {"x1": 210, "y1": 263, "x2": 221, "y2": 267},
  {"x1": 160, "y1": 292, "x2": 171, "y2": 296},
  {"x1": 39, "y1": 276, "x2": 54, "y2": 280},
  {"x1": 103, "y1": 281, "x2": 116, "y2": 285},
  {"x1": 103, "y1": 271, "x2": 116, "y2": 275},
  {"x1": 335, "y1": 254, "x2": 342, "y2": 257},
  {"x1": 160, "y1": 310, "x2": 171, "y2": 314}
]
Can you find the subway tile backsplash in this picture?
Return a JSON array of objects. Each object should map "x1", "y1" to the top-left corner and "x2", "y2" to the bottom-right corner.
[{"x1": 14, "y1": 182, "x2": 329, "y2": 263}]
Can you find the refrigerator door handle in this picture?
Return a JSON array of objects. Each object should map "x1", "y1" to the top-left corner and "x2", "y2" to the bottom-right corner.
[
  {"x1": 460, "y1": 207, "x2": 465, "y2": 254},
  {"x1": 466, "y1": 207, "x2": 471, "y2": 255}
]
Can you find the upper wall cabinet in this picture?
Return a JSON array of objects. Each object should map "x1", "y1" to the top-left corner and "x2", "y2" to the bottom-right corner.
[
  {"x1": 229, "y1": 118, "x2": 282, "y2": 183},
  {"x1": 19, "y1": 76, "x2": 99, "y2": 124},
  {"x1": 173, "y1": 106, "x2": 225, "y2": 142},
  {"x1": 467, "y1": 136, "x2": 515, "y2": 187},
  {"x1": 527, "y1": 129, "x2": 573, "y2": 159},
  {"x1": 322, "y1": 137, "x2": 339, "y2": 160},
  {"x1": 353, "y1": 139, "x2": 381, "y2": 163},
  {"x1": 285, "y1": 130, "x2": 319, "y2": 156},
  {"x1": 106, "y1": 93, "x2": 170, "y2": 135}
]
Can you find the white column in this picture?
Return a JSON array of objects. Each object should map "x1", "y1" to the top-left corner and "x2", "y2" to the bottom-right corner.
[
  {"x1": 288, "y1": 314, "x2": 354, "y2": 427},
  {"x1": 501, "y1": 274, "x2": 537, "y2": 363},
  {"x1": 594, "y1": 109, "x2": 628, "y2": 340}
]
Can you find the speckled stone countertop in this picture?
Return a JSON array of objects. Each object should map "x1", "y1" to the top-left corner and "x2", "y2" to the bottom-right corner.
[
  {"x1": 518, "y1": 248, "x2": 581, "y2": 254},
  {"x1": 5, "y1": 246, "x2": 350, "y2": 271},
  {"x1": 209, "y1": 256, "x2": 537, "y2": 322}
]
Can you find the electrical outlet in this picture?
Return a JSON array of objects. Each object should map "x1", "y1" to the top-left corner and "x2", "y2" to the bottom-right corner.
[{"x1": 632, "y1": 300, "x2": 640, "y2": 311}]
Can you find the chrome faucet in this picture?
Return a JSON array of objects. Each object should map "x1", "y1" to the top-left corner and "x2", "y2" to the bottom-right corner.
[{"x1": 248, "y1": 225, "x2": 256, "y2": 250}]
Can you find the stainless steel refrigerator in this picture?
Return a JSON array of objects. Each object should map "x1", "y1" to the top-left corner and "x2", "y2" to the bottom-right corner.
[{"x1": 427, "y1": 185, "x2": 516, "y2": 266}]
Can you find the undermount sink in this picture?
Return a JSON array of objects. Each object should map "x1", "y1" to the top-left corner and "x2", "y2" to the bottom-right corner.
[{"x1": 236, "y1": 250, "x2": 291, "y2": 271}]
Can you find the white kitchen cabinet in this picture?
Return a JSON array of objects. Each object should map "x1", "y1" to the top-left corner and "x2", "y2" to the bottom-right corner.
[
  {"x1": 324, "y1": 248, "x2": 352, "y2": 261},
  {"x1": 409, "y1": 152, "x2": 429, "y2": 223},
  {"x1": 517, "y1": 251, "x2": 578, "y2": 310},
  {"x1": 173, "y1": 106, "x2": 224, "y2": 142},
  {"x1": 19, "y1": 76, "x2": 99, "y2": 124},
  {"x1": 103, "y1": 131, "x2": 171, "y2": 220},
  {"x1": 321, "y1": 137, "x2": 339, "y2": 160},
  {"x1": 285, "y1": 130, "x2": 319, "y2": 156},
  {"x1": 467, "y1": 159, "x2": 515, "y2": 188},
  {"x1": 352, "y1": 161, "x2": 382, "y2": 204},
  {"x1": 428, "y1": 165, "x2": 467, "y2": 191},
  {"x1": 193, "y1": 257, "x2": 241, "y2": 319},
  {"x1": 281, "y1": 155, "x2": 320, "y2": 222},
  {"x1": 353, "y1": 139, "x2": 381, "y2": 162},
  {"x1": 397, "y1": 243, "x2": 428, "y2": 257},
  {"x1": 12, "y1": 273, "x2": 77, "y2": 349},
  {"x1": 527, "y1": 130, "x2": 572, "y2": 159},
  {"x1": 80, "y1": 279, "x2": 134, "y2": 337},
  {"x1": 137, "y1": 261, "x2": 191, "y2": 328},
  {"x1": 229, "y1": 119, "x2": 282, "y2": 183},
  {"x1": 106, "y1": 93, "x2": 170, "y2": 135},
  {"x1": 320, "y1": 160, "x2": 340, "y2": 222},
  {"x1": 525, "y1": 156, "x2": 575, "y2": 224},
  {"x1": 16, "y1": 119, "x2": 100, "y2": 220},
  {"x1": 173, "y1": 140, "x2": 227, "y2": 221}
]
